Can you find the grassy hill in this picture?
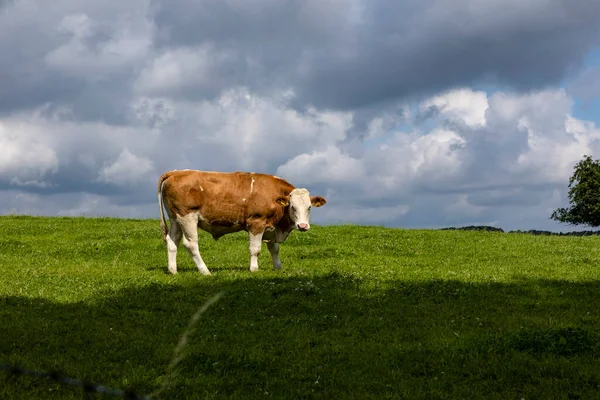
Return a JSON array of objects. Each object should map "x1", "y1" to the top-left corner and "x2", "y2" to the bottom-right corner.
[{"x1": 1, "y1": 216, "x2": 600, "y2": 399}]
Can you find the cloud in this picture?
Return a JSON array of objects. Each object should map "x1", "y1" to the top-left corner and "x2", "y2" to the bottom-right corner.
[
  {"x1": 97, "y1": 148, "x2": 155, "y2": 186},
  {"x1": 5, "y1": 0, "x2": 596, "y2": 117},
  {"x1": 421, "y1": 89, "x2": 489, "y2": 128},
  {"x1": 173, "y1": 88, "x2": 352, "y2": 172},
  {"x1": 292, "y1": 0, "x2": 600, "y2": 110},
  {"x1": 280, "y1": 87, "x2": 600, "y2": 230},
  {"x1": 0, "y1": 120, "x2": 59, "y2": 187},
  {"x1": 134, "y1": 45, "x2": 237, "y2": 97},
  {"x1": 278, "y1": 146, "x2": 366, "y2": 185},
  {"x1": 0, "y1": 85, "x2": 599, "y2": 231},
  {"x1": 44, "y1": 12, "x2": 153, "y2": 80},
  {"x1": 0, "y1": 86, "x2": 351, "y2": 195},
  {"x1": 0, "y1": 105, "x2": 161, "y2": 199},
  {"x1": 318, "y1": 203, "x2": 410, "y2": 226}
]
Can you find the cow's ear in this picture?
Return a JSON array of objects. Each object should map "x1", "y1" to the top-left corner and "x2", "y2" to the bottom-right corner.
[
  {"x1": 310, "y1": 196, "x2": 327, "y2": 207},
  {"x1": 276, "y1": 196, "x2": 289, "y2": 207}
]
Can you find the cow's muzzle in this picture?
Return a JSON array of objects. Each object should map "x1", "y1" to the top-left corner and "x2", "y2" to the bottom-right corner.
[{"x1": 297, "y1": 223, "x2": 309, "y2": 231}]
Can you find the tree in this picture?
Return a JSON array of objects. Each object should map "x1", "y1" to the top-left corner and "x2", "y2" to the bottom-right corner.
[{"x1": 551, "y1": 155, "x2": 600, "y2": 227}]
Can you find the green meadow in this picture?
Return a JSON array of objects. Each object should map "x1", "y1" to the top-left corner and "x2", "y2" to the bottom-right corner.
[{"x1": 1, "y1": 215, "x2": 600, "y2": 399}]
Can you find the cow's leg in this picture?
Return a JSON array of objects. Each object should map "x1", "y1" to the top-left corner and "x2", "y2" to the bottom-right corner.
[
  {"x1": 166, "y1": 217, "x2": 182, "y2": 274},
  {"x1": 178, "y1": 213, "x2": 211, "y2": 276},
  {"x1": 248, "y1": 231, "x2": 264, "y2": 272},
  {"x1": 267, "y1": 242, "x2": 282, "y2": 270}
]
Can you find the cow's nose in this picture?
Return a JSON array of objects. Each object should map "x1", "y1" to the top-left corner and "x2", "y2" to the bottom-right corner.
[{"x1": 297, "y1": 223, "x2": 309, "y2": 231}]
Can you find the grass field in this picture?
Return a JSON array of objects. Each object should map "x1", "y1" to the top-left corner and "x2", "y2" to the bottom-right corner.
[{"x1": 1, "y1": 215, "x2": 600, "y2": 399}]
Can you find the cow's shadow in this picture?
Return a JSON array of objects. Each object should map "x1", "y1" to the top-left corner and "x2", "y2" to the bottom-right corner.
[
  {"x1": 207, "y1": 265, "x2": 250, "y2": 272},
  {"x1": 145, "y1": 264, "x2": 254, "y2": 273}
]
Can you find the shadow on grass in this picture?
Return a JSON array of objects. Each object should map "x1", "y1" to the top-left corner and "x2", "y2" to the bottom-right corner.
[
  {"x1": 145, "y1": 265, "x2": 252, "y2": 274},
  {"x1": 2, "y1": 275, "x2": 600, "y2": 399}
]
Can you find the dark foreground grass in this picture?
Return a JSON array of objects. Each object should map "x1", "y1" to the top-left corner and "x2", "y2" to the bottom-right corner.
[{"x1": 1, "y1": 216, "x2": 600, "y2": 399}]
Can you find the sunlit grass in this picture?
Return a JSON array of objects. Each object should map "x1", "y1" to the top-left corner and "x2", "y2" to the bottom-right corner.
[{"x1": 1, "y1": 216, "x2": 600, "y2": 399}]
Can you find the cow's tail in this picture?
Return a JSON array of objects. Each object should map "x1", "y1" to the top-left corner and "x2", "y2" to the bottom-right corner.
[{"x1": 157, "y1": 171, "x2": 173, "y2": 243}]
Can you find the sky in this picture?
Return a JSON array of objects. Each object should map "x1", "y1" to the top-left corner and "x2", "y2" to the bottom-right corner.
[{"x1": 1, "y1": 0, "x2": 600, "y2": 232}]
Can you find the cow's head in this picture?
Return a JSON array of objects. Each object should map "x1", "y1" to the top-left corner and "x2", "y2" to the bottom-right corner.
[{"x1": 276, "y1": 188, "x2": 326, "y2": 231}]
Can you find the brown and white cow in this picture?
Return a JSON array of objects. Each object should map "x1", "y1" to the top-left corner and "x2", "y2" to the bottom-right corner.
[{"x1": 157, "y1": 169, "x2": 327, "y2": 275}]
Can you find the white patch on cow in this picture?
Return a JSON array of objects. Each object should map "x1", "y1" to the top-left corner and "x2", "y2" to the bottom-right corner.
[
  {"x1": 249, "y1": 231, "x2": 263, "y2": 272},
  {"x1": 288, "y1": 188, "x2": 312, "y2": 231},
  {"x1": 165, "y1": 216, "x2": 181, "y2": 274},
  {"x1": 242, "y1": 197, "x2": 246, "y2": 201},
  {"x1": 250, "y1": 177, "x2": 255, "y2": 194},
  {"x1": 177, "y1": 211, "x2": 211, "y2": 275},
  {"x1": 199, "y1": 185, "x2": 204, "y2": 191}
]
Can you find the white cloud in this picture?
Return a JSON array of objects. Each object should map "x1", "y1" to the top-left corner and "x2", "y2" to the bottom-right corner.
[
  {"x1": 407, "y1": 129, "x2": 467, "y2": 180},
  {"x1": 180, "y1": 88, "x2": 352, "y2": 171},
  {"x1": 421, "y1": 88, "x2": 489, "y2": 128},
  {"x1": 97, "y1": 148, "x2": 155, "y2": 185},
  {"x1": 0, "y1": 120, "x2": 59, "y2": 186},
  {"x1": 482, "y1": 89, "x2": 597, "y2": 184},
  {"x1": 0, "y1": 105, "x2": 163, "y2": 199},
  {"x1": 278, "y1": 146, "x2": 365, "y2": 185}
]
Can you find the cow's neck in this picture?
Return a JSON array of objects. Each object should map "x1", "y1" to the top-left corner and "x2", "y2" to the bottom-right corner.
[{"x1": 277, "y1": 208, "x2": 294, "y2": 233}]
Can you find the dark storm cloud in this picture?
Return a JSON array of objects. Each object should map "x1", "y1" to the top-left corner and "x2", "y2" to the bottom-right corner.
[
  {"x1": 0, "y1": 0, "x2": 150, "y2": 118},
  {"x1": 297, "y1": 0, "x2": 600, "y2": 110},
  {"x1": 3, "y1": 0, "x2": 599, "y2": 120},
  {"x1": 149, "y1": 0, "x2": 600, "y2": 113},
  {"x1": 0, "y1": 22, "x2": 78, "y2": 116},
  {"x1": 67, "y1": 79, "x2": 134, "y2": 125},
  {"x1": 0, "y1": 77, "x2": 136, "y2": 125}
]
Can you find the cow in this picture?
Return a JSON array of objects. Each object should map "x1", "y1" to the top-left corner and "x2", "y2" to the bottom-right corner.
[{"x1": 157, "y1": 169, "x2": 327, "y2": 275}]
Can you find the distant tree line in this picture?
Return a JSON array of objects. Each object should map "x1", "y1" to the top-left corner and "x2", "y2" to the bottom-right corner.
[{"x1": 439, "y1": 226, "x2": 600, "y2": 236}]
